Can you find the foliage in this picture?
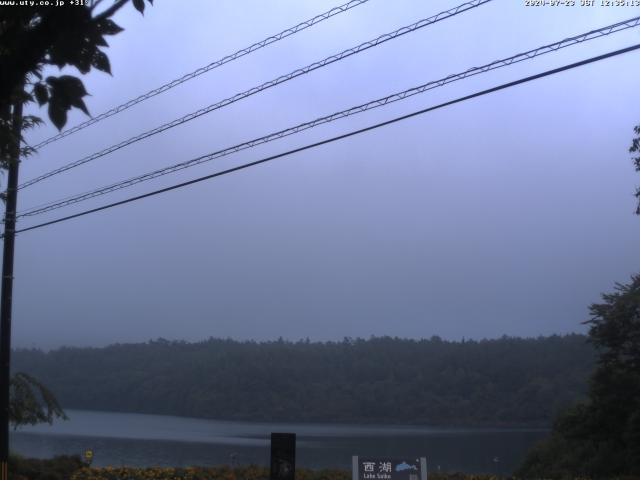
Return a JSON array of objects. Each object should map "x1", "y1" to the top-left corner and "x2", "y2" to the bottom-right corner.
[
  {"x1": 0, "y1": 0, "x2": 153, "y2": 129},
  {"x1": 9, "y1": 454, "x2": 84, "y2": 480},
  {"x1": 631, "y1": 124, "x2": 640, "y2": 214},
  {"x1": 0, "y1": 0, "x2": 154, "y2": 178},
  {"x1": 0, "y1": 460, "x2": 515, "y2": 480},
  {"x1": 517, "y1": 275, "x2": 640, "y2": 478},
  {"x1": 0, "y1": 111, "x2": 43, "y2": 176},
  {"x1": 11, "y1": 457, "x2": 640, "y2": 480},
  {"x1": 9, "y1": 372, "x2": 67, "y2": 428},
  {"x1": 69, "y1": 465, "x2": 504, "y2": 480},
  {"x1": 13, "y1": 334, "x2": 594, "y2": 427}
]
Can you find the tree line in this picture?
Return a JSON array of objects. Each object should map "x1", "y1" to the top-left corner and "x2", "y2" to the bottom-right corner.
[{"x1": 12, "y1": 334, "x2": 593, "y2": 427}]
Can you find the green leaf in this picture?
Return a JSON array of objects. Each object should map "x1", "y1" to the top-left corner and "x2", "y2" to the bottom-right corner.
[
  {"x1": 92, "y1": 50, "x2": 111, "y2": 74},
  {"x1": 48, "y1": 98, "x2": 67, "y2": 131},
  {"x1": 69, "y1": 97, "x2": 90, "y2": 116},
  {"x1": 33, "y1": 83, "x2": 49, "y2": 106},
  {"x1": 9, "y1": 373, "x2": 67, "y2": 428},
  {"x1": 48, "y1": 32, "x2": 83, "y2": 69},
  {"x1": 74, "y1": 46, "x2": 94, "y2": 74},
  {"x1": 87, "y1": 22, "x2": 109, "y2": 47},
  {"x1": 56, "y1": 75, "x2": 88, "y2": 98},
  {"x1": 22, "y1": 115, "x2": 44, "y2": 130},
  {"x1": 45, "y1": 76, "x2": 91, "y2": 126},
  {"x1": 95, "y1": 35, "x2": 109, "y2": 47},
  {"x1": 132, "y1": 0, "x2": 145, "y2": 14},
  {"x1": 96, "y1": 18, "x2": 124, "y2": 36}
]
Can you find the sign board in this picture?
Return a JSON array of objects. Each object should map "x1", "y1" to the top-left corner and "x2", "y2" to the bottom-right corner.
[
  {"x1": 352, "y1": 457, "x2": 427, "y2": 480},
  {"x1": 83, "y1": 449, "x2": 93, "y2": 464}
]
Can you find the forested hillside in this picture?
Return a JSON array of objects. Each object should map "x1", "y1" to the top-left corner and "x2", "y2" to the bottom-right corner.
[{"x1": 13, "y1": 335, "x2": 593, "y2": 427}]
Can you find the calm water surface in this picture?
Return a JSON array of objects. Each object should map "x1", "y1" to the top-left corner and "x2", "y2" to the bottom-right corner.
[{"x1": 11, "y1": 410, "x2": 548, "y2": 474}]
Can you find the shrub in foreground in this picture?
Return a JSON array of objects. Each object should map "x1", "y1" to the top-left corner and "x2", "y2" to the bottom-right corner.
[
  {"x1": 69, "y1": 466, "x2": 503, "y2": 480},
  {"x1": 9, "y1": 454, "x2": 84, "y2": 480}
]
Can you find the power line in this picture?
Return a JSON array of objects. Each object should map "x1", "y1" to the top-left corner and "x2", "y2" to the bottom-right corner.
[
  {"x1": 19, "y1": 0, "x2": 492, "y2": 190},
  {"x1": 17, "y1": 15, "x2": 640, "y2": 218},
  {"x1": 11, "y1": 43, "x2": 640, "y2": 237},
  {"x1": 32, "y1": 0, "x2": 373, "y2": 149}
]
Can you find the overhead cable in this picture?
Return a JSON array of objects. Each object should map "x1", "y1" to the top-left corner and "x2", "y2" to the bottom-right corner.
[
  {"x1": 19, "y1": 0, "x2": 492, "y2": 189},
  {"x1": 11, "y1": 43, "x2": 640, "y2": 236},
  {"x1": 17, "y1": 15, "x2": 640, "y2": 218},
  {"x1": 33, "y1": 0, "x2": 373, "y2": 149}
]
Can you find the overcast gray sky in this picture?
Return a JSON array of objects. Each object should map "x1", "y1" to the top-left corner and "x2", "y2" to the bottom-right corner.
[{"x1": 11, "y1": 0, "x2": 640, "y2": 348}]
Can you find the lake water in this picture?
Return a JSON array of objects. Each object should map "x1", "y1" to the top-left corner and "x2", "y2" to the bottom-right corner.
[{"x1": 11, "y1": 410, "x2": 548, "y2": 475}]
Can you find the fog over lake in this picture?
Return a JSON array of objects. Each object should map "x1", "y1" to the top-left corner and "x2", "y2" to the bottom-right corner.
[{"x1": 12, "y1": 410, "x2": 548, "y2": 474}]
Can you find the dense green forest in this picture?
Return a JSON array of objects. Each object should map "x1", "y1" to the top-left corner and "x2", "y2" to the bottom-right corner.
[{"x1": 12, "y1": 335, "x2": 593, "y2": 427}]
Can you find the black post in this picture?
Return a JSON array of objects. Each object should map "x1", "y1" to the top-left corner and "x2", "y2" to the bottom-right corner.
[
  {"x1": 0, "y1": 99, "x2": 22, "y2": 480},
  {"x1": 270, "y1": 433, "x2": 296, "y2": 480}
]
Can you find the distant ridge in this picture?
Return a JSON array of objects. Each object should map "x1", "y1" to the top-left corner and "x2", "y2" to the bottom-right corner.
[{"x1": 13, "y1": 334, "x2": 594, "y2": 427}]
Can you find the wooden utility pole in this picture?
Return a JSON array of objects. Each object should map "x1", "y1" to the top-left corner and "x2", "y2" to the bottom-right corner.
[{"x1": 0, "y1": 97, "x2": 23, "y2": 480}]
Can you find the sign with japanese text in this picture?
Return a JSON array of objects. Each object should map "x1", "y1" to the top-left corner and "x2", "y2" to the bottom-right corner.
[{"x1": 352, "y1": 457, "x2": 427, "y2": 480}]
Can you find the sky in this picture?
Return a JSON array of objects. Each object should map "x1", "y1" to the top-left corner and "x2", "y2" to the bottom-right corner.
[{"x1": 9, "y1": 0, "x2": 640, "y2": 349}]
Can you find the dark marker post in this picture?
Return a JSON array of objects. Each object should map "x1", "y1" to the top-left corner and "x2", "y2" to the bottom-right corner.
[{"x1": 270, "y1": 433, "x2": 296, "y2": 480}]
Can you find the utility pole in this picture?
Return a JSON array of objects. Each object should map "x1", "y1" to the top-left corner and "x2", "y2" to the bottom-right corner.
[{"x1": 0, "y1": 96, "x2": 23, "y2": 480}]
